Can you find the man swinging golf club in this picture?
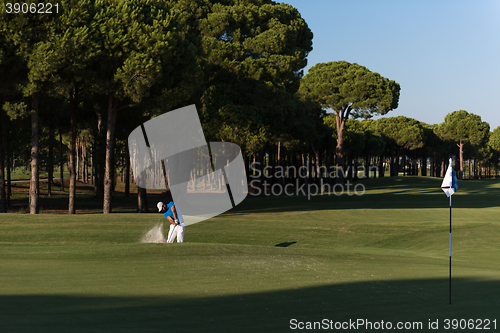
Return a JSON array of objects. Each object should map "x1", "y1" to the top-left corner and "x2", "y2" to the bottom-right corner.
[{"x1": 157, "y1": 201, "x2": 185, "y2": 243}]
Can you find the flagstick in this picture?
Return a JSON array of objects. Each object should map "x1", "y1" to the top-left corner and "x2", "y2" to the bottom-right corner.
[
  {"x1": 442, "y1": 158, "x2": 458, "y2": 305},
  {"x1": 449, "y1": 194, "x2": 452, "y2": 305}
]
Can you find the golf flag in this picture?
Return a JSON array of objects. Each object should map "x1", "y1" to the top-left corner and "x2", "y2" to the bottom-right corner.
[
  {"x1": 441, "y1": 157, "x2": 458, "y2": 305},
  {"x1": 441, "y1": 158, "x2": 459, "y2": 197}
]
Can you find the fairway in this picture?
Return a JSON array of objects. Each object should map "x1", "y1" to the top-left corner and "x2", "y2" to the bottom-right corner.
[{"x1": 1, "y1": 177, "x2": 499, "y2": 332}]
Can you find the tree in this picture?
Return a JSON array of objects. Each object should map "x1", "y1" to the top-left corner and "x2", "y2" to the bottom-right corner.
[
  {"x1": 418, "y1": 123, "x2": 439, "y2": 177},
  {"x1": 90, "y1": 0, "x2": 199, "y2": 213},
  {"x1": 343, "y1": 119, "x2": 365, "y2": 180},
  {"x1": 1, "y1": 5, "x2": 56, "y2": 214},
  {"x1": 373, "y1": 116, "x2": 425, "y2": 176},
  {"x1": 196, "y1": 0, "x2": 313, "y2": 154},
  {"x1": 361, "y1": 119, "x2": 385, "y2": 179},
  {"x1": 0, "y1": 26, "x2": 25, "y2": 212},
  {"x1": 298, "y1": 61, "x2": 400, "y2": 182},
  {"x1": 488, "y1": 127, "x2": 500, "y2": 176},
  {"x1": 0, "y1": 106, "x2": 5, "y2": 213},
  {"x1": 30, "y1": 0, "x2": 99, "y2": 213},
  {"x1": 292, "y1": 99, "x2": 330, "y2": 187},
  {"x1": 488, "y1": 126, "x2": 500, "y2": 153},
  {"x1": 436, "y1": 110, "x2": 489, "y2": 179}
]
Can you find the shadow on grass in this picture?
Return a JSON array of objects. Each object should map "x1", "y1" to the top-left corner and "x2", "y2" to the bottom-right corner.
[
  {"x1": 1, "y1": 278, "x2": 498, "y2": 332},
  {"x1": 275, "y1": 241, "x2": 297, "y2": 247}
]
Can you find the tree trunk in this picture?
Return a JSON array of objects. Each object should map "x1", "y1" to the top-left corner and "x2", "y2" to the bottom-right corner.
[
  {"x1": 138, "y1": 187, "x2": 148, "y2": 212},
  {"x1": 68, "y1": 88, "x2": 78, "y2": 214},
  {"x1": 325, "y1": 150, "x2": 331, "y2": 184},
  {"x1": 48, "y1": 123, "x2": 54, "y2": 197},
  {"x1": 458, "y1": 141, "x2": 464, "y2": 180},
  {"x1": 95, "y1": 112, "x2": 106, "y2": 198},
  {"x1": 90, "y1": 142, "x2": 94, "y2": 185},
  {"x1": 413, "y1": 151, "x2": 418, "y2": 176},
  {"x1": 259, "y1": 151, "x2": 265, "y2": 190},
  {"x1": 421, "y1": 156, "x2": 427, "y2": 176},
  {"x1": 120, "y1": 147, "x2": 124, "y2": 184},
  {"x1": 347, "y1": 151, "x2": 353, "y2": 181},
  {"x1": 299, "y1": 149, "x2": 309, "y2": 185},
  {"x1": 364, "y1": 155, "x2": 370, "y2": 179},
  {"x1": 390, "y1": 147, "x2": 396, "y2": 176},
  {"x1": 76, "y1": 136, "x2": 80, "y2": 182},
  {"x1": 395, "y1": 147, "x2": 403, "y2": 176},
  {"x1": 269, "y1": 149, "x2": 275, "y2": 185},
  {"x1": 125, "y1": 149, "x2": 130, "y2": 197},
  {"x1": 468, "y1": 159, "x2": 472, "y2": 179},
  {"x1": 311, "y1": 143, "x2": 324, "y2": 192},
  {"x1": 6, "y1": 148, "x2": 11, "y2": 207},
  {"x1": 433, "y1": 155, "x2": 437, "y2": 177},
  {"x1": 353, "y1": 154, "x2": 359, "y2": 180},
  {"x1": 441, "y1": 158, "x2": 446, "y2": 178},
  {"x1": 434, "y1": 156, "x2": 438, "y2": 177},
  {"x1": 29, "y1": 93, "x2": 40, "y2": 214},
  {"x1": 83, "y1": 136, "x2": 88, "y2": 183},
  {"x1": 112, "y1": 161, "x2": 116, "y2": 192},
  {"x1": 244, "y1": 153, "x2": 250, "y2": 186},
  {"x1": 277, "y1": 141, "x2": 282, "y2": 185},
  {"x1": 335, "y1": 114, "x2": 346, "y2": 183},
  {"x1": 378, "y1": 155, "x2": 384, "y2": 177},
  {"x1": 307, "y1": 152, "x2": 311, "y2": 183},
  {"x1": 0, "y1": 107, "x2": 6, "y2": 213},
  {"x1": 59, "y1": 129, "x2": 64, "y2": 191},
  {"x1": 402, "y1": 152, "x2": 406, "y2": 176},
  {"x1": 103, "y1": 94, "x2": 118, "y2": 214},
  {"x1": 407, "y1": 152, "x2": 412, "y2": 175}
]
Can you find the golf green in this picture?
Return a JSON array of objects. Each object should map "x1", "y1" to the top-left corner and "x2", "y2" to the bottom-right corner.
[{"x1": 0, "y1": 177, "x2": 499, "y2": 332}]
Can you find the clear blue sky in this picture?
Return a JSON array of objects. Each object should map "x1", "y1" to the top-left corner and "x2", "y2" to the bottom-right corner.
[{"x1": 281, "y1": 0, "x2": 500, "y2": 130}]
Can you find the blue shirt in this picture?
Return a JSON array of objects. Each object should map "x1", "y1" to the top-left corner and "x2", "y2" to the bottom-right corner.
[{"x1": 163, "y1": 201, "x2": 176, "y2": 220}]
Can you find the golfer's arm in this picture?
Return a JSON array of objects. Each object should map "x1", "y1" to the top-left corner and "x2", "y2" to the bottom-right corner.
[
  {"x1": 171, "y1": 205, "x2": 178, "y2": 220},
  {"x1": 166, "y1": 216, "x2": 176, "y2": 225}
]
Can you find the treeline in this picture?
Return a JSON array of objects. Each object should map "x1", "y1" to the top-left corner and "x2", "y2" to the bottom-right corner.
[
  {"x1": 248, "y1": 112, "x2": 500, "y2": 193},
  {"x1": 0, "y1": 0, "x2": 314, "y2": 213},
  {"x1": 1, "y1": 0, "x2": 499, "y2": 214}
]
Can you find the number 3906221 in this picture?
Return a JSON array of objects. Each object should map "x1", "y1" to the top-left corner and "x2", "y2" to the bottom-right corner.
[{"x1": 5, "y1": 3, "x2": 59, "y2": 14}]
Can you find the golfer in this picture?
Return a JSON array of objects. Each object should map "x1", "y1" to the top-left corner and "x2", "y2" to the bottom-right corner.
[{"x1": 157, "y1": 201, "x2": 185, "y2": 243}]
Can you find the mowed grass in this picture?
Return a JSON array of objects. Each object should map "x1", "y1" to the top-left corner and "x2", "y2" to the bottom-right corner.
[{"x1": 1, "y1": 177, "x2": 500, "y2": 332}]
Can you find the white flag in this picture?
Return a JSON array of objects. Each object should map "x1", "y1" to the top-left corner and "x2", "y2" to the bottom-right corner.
[{"x1": 441, "y1": 158, "x2": 459, "y2": 197}]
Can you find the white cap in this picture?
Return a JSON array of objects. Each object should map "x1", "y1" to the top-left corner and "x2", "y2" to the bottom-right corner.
[{"x1": 157, "y1": 201, "x2": 164, "y2": 212}]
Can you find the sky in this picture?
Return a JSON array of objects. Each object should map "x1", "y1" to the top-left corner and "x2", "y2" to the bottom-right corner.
[{"x1": 280, "y1": 0, "x2": 500, "y2": 130}]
